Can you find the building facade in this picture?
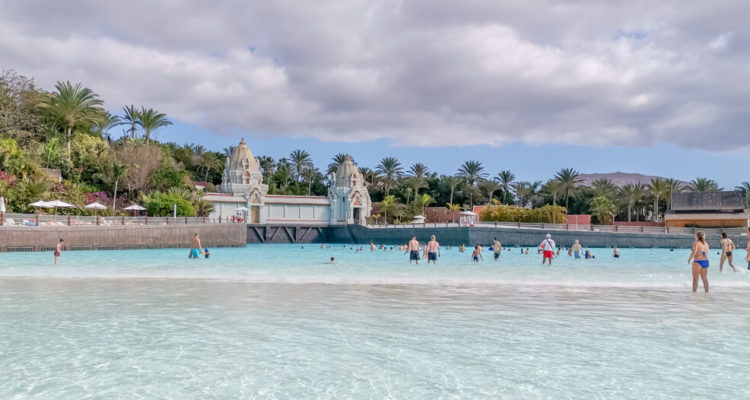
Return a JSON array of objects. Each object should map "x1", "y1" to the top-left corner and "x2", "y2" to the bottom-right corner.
[{"x1": 203, "y1": 139, "x2": 371, "y2": 225}]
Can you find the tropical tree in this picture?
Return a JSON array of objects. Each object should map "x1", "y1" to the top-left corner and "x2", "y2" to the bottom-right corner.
[
  {"x1": 257, "y1": 156, "x2": 275, "y2": 181},
  {"x1": 688, "y1": 177, "x2": 720, "y2": 192},
  {"x1": 553, "y1": 168, "x2": 583, "y2": 211},
  {"x1": 443, "y1": 175, "x2": 462, "y2": 206},
  {"x1": 376, "y1": 156, "x2": 403, "y2": 196},
  {"x1": 199, "y1": 152, "x2": 222, "y2": 182},
  {"x1": 513, "y1": 181, "x2": 541, "y2": 208},
  {"x1": 413, "y1": 193, "x2": 435, "y2": 216},
  {"x1": 664, "y1": 178, "x2": 683, "y2": 211},
  {"x1": 327, "y1": 153, "x2": 351, "y2": 175},
  {"x1": 138, "y1": 107, "x2": 172, "y2": 143},
  {"x1": 590, "y1": 178, "x2": 617, "y2": 200},
  {"x1": 38, "y1": 80, "x2": 104, "y2": 152},
  {"x1": 735, "y1": 181, "x2": 750, "y2": 208},
  {"x1": 647, "y1": 177, "x2": 669, "y2": 221},
  {"x1": 457, "y1": 160, "x2": 487, "y2": 208},
  {"x1": 92, "y1": 112, "x2": 121, "y2": 139},
  {"x1": 193, "y1": 199, "x2": 215, "y2": 218},
  {"x1": 289, "y1": 149, "x2": 313, "y2": 182},
  {"x1": 590, "y1": 196, "x2": 616, "y2": 225},
  {"x1": 358, "y1": 167, "x2": 377, "y2": 187},
  {"x1": 121, "y1": 105, "x2": 141, "y2": 139},
  {"x1": 95, "y1": 161, "x2": 128, "y2": 212},
  {"x1": 446, "y1": 203, "x2": 461, "y2": 223},
  {"x1": 301, "y1": 166, "x2": 321, "y2": 195},
  {"x1": 495, "y1": 170, "x2": 515, "y2": 204},
  {"x1": 479, "y1": 180, "x2": 502, "y2": 206},
  {"x1": 618, "y1": 183, "x2": 646, "y2": 222},
  {"x1": 381, "y1": 195, "x2": 397, "y2": 223},
  {"x1": 37, "y1": 136, "x2": 64, "y2": 169},
  {"x1": 407, "y1": 162, "x2": 429, "y2": 198}
]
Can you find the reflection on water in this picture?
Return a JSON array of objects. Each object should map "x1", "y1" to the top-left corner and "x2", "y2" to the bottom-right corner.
[{"x1": 1, "y1": 277, "x2": 749, "y2": 398}]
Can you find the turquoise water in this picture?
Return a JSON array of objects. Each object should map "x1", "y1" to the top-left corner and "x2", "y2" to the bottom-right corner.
[{"x1": 1, "y1": 244, "x2": 750, "y2": 398}]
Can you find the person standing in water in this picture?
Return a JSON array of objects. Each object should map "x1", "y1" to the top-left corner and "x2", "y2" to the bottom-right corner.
[
  {"x1": 688, "y1": 231, "x2": 710, "y2": 293},
  {"x1": 571, "y1": 240, "x2": 582, "y2": 259},
  {"x1": 459, "y1": 244, "x2": 466, "y2": 253},
  {"x1": 407, "y1": 236, "x2": 420, "y2": 264},
  {"x1": 539, "y1": 234, "x2": 555, "y2": 265},
  {"x1": 54, "y1": 238, "x2": 63, "y2": 265},
  {"x1": 190, "y1": 233, "x2": 203, "y2": 259},
  {"x1": 492, "y1": 237, "x2": 502, "y2": 260},
  {"x1": 370, "y1": 242, "x2": 376, "y2": 252},
  {"x1": 472, "y1": 245, "x2": 483, "y2": 262},
  {"x1": 746, "y1": 227, "x2": 750, "y2": 270},
  {"x1": 427, "y1": 235, "x2": 441, "y2": 264},
  {"x1": 719, "y1": 232, "x2": 737, "y2": 272},
  {"x1": 613, "y1": 245, "x2": 620, "y2": 258}
]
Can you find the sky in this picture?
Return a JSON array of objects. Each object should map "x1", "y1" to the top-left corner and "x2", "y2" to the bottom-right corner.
[{"x1": 1, "y1": 0, "x2": 748, "y2": 187}]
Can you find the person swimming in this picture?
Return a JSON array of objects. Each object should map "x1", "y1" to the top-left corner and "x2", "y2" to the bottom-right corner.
[{"x1": 688, "y1": 231, "x2": 710, "y2": 293}]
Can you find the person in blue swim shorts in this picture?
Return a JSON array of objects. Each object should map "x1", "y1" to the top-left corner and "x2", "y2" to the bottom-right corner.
[
  {"x1": 190, "y1": 232, "x2": 203, "y2": 259},
  {"x1": 688, "y1": 231, "x2": 710, "y2": 293}
]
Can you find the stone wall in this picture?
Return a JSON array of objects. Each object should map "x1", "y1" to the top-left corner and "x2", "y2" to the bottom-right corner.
[{"x1": 0, "y1": 224, "x2": 246, "y2": 252}]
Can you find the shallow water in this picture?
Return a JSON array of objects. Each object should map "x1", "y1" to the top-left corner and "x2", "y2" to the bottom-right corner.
[{"x1": 1, "y1": 245, "x2": 749, "y2": 398}]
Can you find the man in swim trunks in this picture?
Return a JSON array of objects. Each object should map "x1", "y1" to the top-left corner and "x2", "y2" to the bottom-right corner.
[
  {"x1": 539, "y1": 233, "x2": 555, "y2": 265},
  {"x1": 719, "y1": 232, "x2": 737, "y2": 272},
  {"x1": 407, "y1": 236, "x2": 420, "y2": 264},
  {"x1": 427, "y1": 235, "x2": 440, "y2": 264},
  {"x1": 190, "y1": 233, "x2": 203, "y2": 259},
  {"x1": 54, "y1": 238, "x2": 63, "y2": 264},
  {"x1": 492, "y1": 237, "x2": 502, "y2": 260},
  {"x1": 571, "y1": 240, "x2": 582, "y2": 259}
]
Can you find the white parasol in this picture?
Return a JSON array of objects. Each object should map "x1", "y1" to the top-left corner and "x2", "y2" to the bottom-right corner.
[
  {"x1": 0, "y1": 196, "x2": 5, "y2": 213},
  {"x1": 85, "y1": 202, "x2": 107, "y2": 210}
]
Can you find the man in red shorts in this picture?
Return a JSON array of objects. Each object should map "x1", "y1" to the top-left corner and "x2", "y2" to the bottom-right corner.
[{"x1": 539, "y1": 233, "x2": 556, "y2": 265}]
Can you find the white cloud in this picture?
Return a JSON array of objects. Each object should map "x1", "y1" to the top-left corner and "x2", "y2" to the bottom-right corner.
[{"x1": 0, "y1": 0, "x2": 748, "y2": 150}]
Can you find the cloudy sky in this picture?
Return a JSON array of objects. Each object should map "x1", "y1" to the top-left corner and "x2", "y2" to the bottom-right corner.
[{"x1": 1, "y1": 0, "x2": 748, "y2": 185}]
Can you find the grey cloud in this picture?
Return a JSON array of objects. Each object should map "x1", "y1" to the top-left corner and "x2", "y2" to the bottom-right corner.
[{"x1": 1, "y1": 0, "x2": 749, "y2": 150}]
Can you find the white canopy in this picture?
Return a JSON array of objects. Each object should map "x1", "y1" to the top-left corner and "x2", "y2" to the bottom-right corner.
[
  {"x1": 29, "y1": 200, "x2": 53, "y2": 208},
  {"x1": 47, "y1": 199, "x2": 74, "y2": 208},
  {"x1": 0, "y1": 196, "x2": 5, "y2": 213},
  {"x1": 459, "y1": 211, "x2": 477, "y2": 216},
  {"x1": 85, "y1": 202, "x2": 107, "y2": 210},
  {"x1": 124, "y1": 204, "x2": 146, "y2": 211},
  {"x1": 234, "y1": 207, "x2": 250, "y2": 212}
]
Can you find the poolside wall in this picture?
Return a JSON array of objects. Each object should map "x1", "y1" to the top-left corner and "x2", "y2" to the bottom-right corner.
[
  {"x1": 0, "y1": 224, "x2": 246, "y2": 252},
  {"x1": 325, "y1": 225, "x2": 747, "y2": 249}
]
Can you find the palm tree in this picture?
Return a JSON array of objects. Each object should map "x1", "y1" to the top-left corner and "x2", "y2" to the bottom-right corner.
[
  {"x1": 301, "y1": 166, "x2": 321, "y2": 195},
  {"x1": 446, "y1": 203, "x2": 461, "y2": 223},
  {"x1": 289, "y1": 149, "x2": 313, "y2": 182},
  {"x1": 553, "y1": 168, "x2": 583, "y2": 211},
  {"x1": 414, "y1": 193, "x2": 435, "y2": 216},
  {"x1": 376, "y1": 156, "x2": 403, "y2": 196},
  {"x1": 138, "y1": 107, "x2": 172, "y2": 143},
  {"x1": 513, "y1": 181, "x2": 541, "y2": 208},
  {"x1": 457, "y1": 160, "x2": 487, "y2": 208},
  {"x1": 381, "y1": 195, "x2": 397, "y2": 223},
  {"x1": 19, "y1": 177, "x2": 51, "y2": 201},
  {"x1": 407, "y1": 163, "x2": 429, "y2": 197},
  {"x1": 199, "y1": 152, "x2": 221, "y2": 182},
  {"x1": 495, "y1": 170, "x2": 515, "y2": 204},
  {"x1": 618, "y1": 183, "x2": 646, "y2": 222},
  {"x1": 664, "y1": 178, "x2": 683, "y2": 211},
  {"x1": 95, "y1": 161, "x2": 128, "y2": 212},
  {"x1": 223, "y1": 146, "x2": 236, "y2": 157},
  {"x1": 121, "y1": 105, "x2": 141, "y2": 140},
  {"x1": 358, "y1": 167, "x2": 378, "y2": 187},
  {"x1": 193, "y1": 199, "x2": 215, "y2": 217},
  {"x1": 590, "y1": 178, "x2": 617, "y2": 200},
  {"x1": 543, "y1": 180, "x2": 563, "y2": 224},
  {"x1": 688, "y1": 178, "x2": 720, "y2": 192},
  {"x1": 647, "y1": 178, "x2": 669, "y2": 221},
  {"x1": 735, "y1": 181, "x2": 750, "y2": 208},
  {"x1": 38, "y1": 80, "x2": 104, "y2": 152},
  {"x1": 442, "y1": 175, "x2": 463, "y2": 206},
  {"x1": 92, "y1": 112, "x2": 121, "y2": 139},
  {"x1": 479, "y1": 180, "x2": 502, "y2": 206},
  {"x1": 327, "y1": 153, "x2": 352, "y2": 175},
  {"x1": 590, "y1": 196, "x2": 616, "y2": 225},
  {"x1": 257, "y1": 156, "x2": 275, "y2": 181}
]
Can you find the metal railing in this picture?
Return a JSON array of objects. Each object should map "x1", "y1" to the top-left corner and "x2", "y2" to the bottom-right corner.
[
  {"x1": 365, "y1": 220, "x2": 749, "y2": 237},
  {"x1": 0, "y1": 213, "x2": 244, "y2": 227}
]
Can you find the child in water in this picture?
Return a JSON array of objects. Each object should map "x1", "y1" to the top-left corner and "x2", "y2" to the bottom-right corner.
[
  {"x1": 204, "y1": 248, "x2": 210, "y2": 259},
  {"x1": 472, "y1": 245, "x2": 483, "y2": 262}
]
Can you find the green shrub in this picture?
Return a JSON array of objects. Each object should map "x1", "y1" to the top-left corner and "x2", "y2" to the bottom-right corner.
[
  {"x1": 145, "y1": 191, "x2": 196, "y2": 217},
  {"x1": 480, "y1": 204, "x2": 567, "y2": 224}
]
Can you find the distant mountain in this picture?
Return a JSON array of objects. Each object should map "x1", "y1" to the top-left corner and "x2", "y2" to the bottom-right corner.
[{"x1": 577, "y1": 172, "x2": 680, "y2": 187}]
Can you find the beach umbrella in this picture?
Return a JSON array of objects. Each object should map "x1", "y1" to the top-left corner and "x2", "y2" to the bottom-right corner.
[
  {"x1": 85, "y1": 202, "x2": 107, "y2": 215},
  {"x1": 234, "y1": 207, "x2": 250, "y2": 212},
  {"x1": 47, "y1": 200, "x2": 74, "y2": 208},
  {"x1": 29, "y1": 200, "x2": 53, "y2": 208},
  {"x1": 124, "y1": 203, "x2": 146, "y2": 216},
  {"x1": 0, "y1": 196, "x2": 5, "y2": 213}
]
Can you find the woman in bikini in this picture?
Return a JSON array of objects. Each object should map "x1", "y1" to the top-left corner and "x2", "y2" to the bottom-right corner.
[
  {"x1": 688, "y1": 231, "x2": 710, "y2": 293},
  {"x1": 719, "y1": 232, "x2": 737, "y2": 272}
]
